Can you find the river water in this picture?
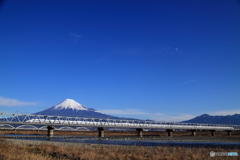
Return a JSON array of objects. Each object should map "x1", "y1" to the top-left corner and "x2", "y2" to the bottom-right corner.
[
  {"x1": 52, "y1": 138, "x2": 240, "y2": 149},
  {"x1": 2, "y1": 134, "x2": 240, "y2": 149}
]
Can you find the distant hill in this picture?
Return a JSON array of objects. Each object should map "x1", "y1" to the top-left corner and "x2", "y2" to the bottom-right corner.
[
  {"x1": 34, "y1": 99, "x2": 139, "y2": 120},
  {"x1": 182, "y1": 114, "x2": 240, "y2": 125}
]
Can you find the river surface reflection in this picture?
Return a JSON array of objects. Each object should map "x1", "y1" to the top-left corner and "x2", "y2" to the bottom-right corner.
[
  {"x1": 2, "y1": 134, "x2": 240, "y2": 149},
  {"x1": 51, "y1": 138, "x2": 240, "y2": 149}
]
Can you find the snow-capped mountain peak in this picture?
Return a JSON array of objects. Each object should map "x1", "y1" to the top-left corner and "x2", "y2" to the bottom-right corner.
[
  {"x1": 53, "y1": 99, "x2": 88, "y2": 111},
  {"x1": 34, "y1": 99, "x2": 139, "y2": 120}
]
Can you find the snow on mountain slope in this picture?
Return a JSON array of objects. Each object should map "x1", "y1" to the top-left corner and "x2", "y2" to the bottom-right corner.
[
  {"x1": 53, "y1": 99, "x2": 88, "y2": 111},
  {"x1": 34, "y1": 99, "x2": 140, "y2": 120}
]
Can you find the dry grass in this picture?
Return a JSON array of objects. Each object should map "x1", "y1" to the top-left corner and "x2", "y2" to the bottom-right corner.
[
  {"x1": 0, "y1": 138, "x2": 59, "y2": 160},
  {"x1": 0, "y1": 138, "x2": 239, "y2": 160}
]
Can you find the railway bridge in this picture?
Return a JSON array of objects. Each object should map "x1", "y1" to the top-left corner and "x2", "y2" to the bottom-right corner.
[{"x1": 0, "y1": 113, "x2": 239, "y2": 138}]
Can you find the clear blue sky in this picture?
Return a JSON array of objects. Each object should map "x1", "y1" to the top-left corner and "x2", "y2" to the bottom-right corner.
[{"x1": 1, "y1": 0, "x2": 240, "y2": 121}]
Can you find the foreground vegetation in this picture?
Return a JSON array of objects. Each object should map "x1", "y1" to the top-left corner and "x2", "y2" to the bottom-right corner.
[{"x1": 0, "y1": 138, "x2": 239, "y2": 160}]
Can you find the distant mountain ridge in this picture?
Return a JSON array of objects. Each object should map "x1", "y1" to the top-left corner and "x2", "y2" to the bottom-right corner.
[
  {"x1": 34, "y1": 99, "x2": 139, "y2": 120},
  {"x1": 182, "y1": 114, "x2": 240, "y2": 125}
]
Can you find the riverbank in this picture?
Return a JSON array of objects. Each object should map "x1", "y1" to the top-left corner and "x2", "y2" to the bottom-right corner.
[{"x1": 2, "y1": 139, "x2": 239, "y2": 160}]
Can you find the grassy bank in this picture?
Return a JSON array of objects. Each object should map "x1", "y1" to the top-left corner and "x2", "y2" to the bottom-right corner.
[{"x1": 1, "y1": 138, "x2": 239, "y2": 160}]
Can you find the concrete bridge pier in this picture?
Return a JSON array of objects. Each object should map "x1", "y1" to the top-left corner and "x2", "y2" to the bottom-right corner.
[
  {"x1": 190, "y1": 130, "x2": 197, "y2": 136},
  {"x1": 210, "y1": 130, "x2": 215, "y2": 136},
  {"x1": 166, "y1": 129, "x2": 173, "y2": 137},
  {"x1": 47, "y1": 125, "x2": 55, "y2": 138},
  {"x1": 226, "y1": 130, "x2": 232, "y2": 136},
  {"x1": 98, "y1": 127, "x2": 105, "y2": 138},
  {"x1": 136, "y1": 128, "x2": 143, "y2": 137}
]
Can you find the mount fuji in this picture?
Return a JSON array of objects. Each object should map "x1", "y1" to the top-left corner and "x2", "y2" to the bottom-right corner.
[{"x1": 34, "y1": 99, "x2": 138, "y2": 120}]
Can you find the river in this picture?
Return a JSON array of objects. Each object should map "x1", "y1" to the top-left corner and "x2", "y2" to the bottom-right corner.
[{"x1": 2, "y1": 134, "x2": 240, "y2": 149}]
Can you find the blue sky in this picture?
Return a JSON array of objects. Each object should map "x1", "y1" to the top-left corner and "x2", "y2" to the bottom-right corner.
[{"x1": 0, "y1": 0, "x2": 240, "y2": 121}]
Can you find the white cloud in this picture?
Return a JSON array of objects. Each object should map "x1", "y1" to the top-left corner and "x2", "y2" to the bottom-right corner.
[
  {"x1": 154, "y1": 109, "x2": 240, "y2": 122},
  {"x1": 209, "y1": 109, "x2": 240, "y2": 116},
  {"x1": 153, "y1": 114, "x2": 196, "y2": 122},
  {"x1": 160, "y1": 47, "x2": 179, "y2": 54},
  {"x1": 90, "y1": 58, "x2": 107, "y2": 64},
  {"x1": 101, "y1": 108, "x2": 240, "y2": 122},
  {"x1": 100, "y1": 109, "x2": 195, "y2": 122},
  {"x1": 100, "y1": 109, "x2": 151, "y2": 115},
  {"x1": 69, "y1": 33, "x2": 82, "y2": 44},
  {"x1": 69, "y1": 33, "x2": 81, "y2": 38},
  {"x1": 0, "y1": 96, "x2": 37, "y2": 107},
  {"x1": 182, "y1": 79, "x2": 195, "y2": 85}
]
